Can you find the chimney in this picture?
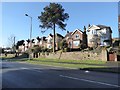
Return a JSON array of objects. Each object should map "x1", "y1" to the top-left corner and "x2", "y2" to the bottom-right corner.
[
  {"x1": 67, "y1": 31, "x2": 69, "y2": 33},
  {"x1": 84, "y1": 26, "x2": 86, "y2": 33},
  {"x1": 88, "y1": 24, "x2": 91, "y2": 28}
]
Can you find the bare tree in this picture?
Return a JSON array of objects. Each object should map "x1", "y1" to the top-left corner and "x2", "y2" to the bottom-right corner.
[{"x1": 7, "y1": 35, "x2": 16, "y2": 49}]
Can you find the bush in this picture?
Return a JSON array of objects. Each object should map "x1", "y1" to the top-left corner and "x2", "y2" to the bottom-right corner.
[
  {"x1": 49, "y1": 48, "x2": 53, "y2": 53},
  {"x1": 42, "y1": 51, "x2": 45, "y2": 55},
  {"x1": 46, "y1": 52, "x2": 49, "y2": 55},
  {"x1": 89, "y1": 47, "x2": 93, "y2": 50},
  {"x1": 63, "y1": 48, "x2": 70, "y2": 52}
]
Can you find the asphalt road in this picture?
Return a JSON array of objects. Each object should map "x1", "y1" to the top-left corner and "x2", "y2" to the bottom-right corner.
[{"x1": 1, "y1": 61, "x2": 120, "y2": 89}]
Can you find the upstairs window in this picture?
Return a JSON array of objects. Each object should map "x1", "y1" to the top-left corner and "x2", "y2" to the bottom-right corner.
[{"x1": 75, "y1": 34, "x2": 80, "y2": 39}]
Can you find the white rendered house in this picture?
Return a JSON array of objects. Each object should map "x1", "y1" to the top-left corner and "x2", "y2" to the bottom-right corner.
[{"x1": 87, "y1": 25, "x2": 112, "y2": 47}]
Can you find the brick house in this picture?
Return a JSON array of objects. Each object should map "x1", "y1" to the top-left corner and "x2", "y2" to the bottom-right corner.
[
  {"x1": 65, "y1": 29, "x2": 87, "y2": 49},
  {"x1": 46, "y1": 33, "x2": 64, "y2": 50}
]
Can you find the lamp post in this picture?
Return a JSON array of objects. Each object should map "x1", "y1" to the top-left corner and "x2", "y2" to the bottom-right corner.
[{"x1": 25, "y1": 14, "x2": 32, "y2": 60}]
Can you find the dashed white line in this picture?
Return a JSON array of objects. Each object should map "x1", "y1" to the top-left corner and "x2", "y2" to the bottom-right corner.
[{"x1": 59, "y1": 75, "x2": 120, "y2": 88}]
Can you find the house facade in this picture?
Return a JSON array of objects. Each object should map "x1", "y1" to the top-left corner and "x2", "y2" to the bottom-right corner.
[
  {"x1": 87, "y1": 25, "x2": 112, "y2": 47},
  {"x1": 46, "y1": 34, "x2": 53, "y2": 49},
  {"x1": 46, "y1": 33, "x2": 64, "y2": 50},
  {"x1": 65, "y1": 29, "x2": 87, "y2": 49}
]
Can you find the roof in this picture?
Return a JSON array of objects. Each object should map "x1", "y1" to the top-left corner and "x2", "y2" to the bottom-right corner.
[
  {"x1": 88, "y1": 25, "x2": 112, "y2": 33},
  {"x1": 65, "y1": 32, "x2": 72, "y2": 38},
  {"x1": 96, "y1": 25, "x2": 110, "y2": 29},
  {"x1": 96, "y1": 25, "x2": 112, "y2": 33},
  {"x1": 56, "y1": 33, "x2": 64, "y2": 38},
  {"x1": 41, "y1": 36, "x2": 47, "y2": 41},
  {"x1": 49, "y1": 33, "x2": 53, "y2": 37},
  {"x1": 71, "y1": 29, "x2": 84, "y2": 35}
]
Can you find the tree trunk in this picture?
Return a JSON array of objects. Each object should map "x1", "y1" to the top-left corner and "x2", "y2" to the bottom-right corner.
[{"x1": 53, "y1": 23, "x2": 56, "y2": 53}]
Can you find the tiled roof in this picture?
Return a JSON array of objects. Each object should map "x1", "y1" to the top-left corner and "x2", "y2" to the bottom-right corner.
[
  {"x1": 65, "y1": 32, "x2": 72, "y2": 38},
  {"x1": 56, "y1": 33, "x2": 64, "y2": 38},
  {"x1": 49, "y1": 33, "x2": 53, "y2": 37},
  {"x1": 41, "y1": 36, "x2": 47, "y2": 41},
  {"x1": 96, "y1": 25, "x2": 112, "y2": 33},
  {"x1": 96, "y1": 25, "x2": 110, "y2": 29}
]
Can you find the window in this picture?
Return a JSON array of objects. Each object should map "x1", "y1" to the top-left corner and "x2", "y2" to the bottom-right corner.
[
  {"x1": 75, "y1": 34, "x2": 80, "y2": 39},
  {"x1": 73, "y1": 41, "x2": 80, "y2": 46}
]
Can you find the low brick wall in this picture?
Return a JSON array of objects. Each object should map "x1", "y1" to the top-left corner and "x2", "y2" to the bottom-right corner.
[{"x1": 39, "y1": 51, "x2": 102, "y2": 60}]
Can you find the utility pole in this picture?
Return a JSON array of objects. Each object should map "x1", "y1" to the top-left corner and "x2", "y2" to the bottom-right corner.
[
  {"x1": 13, "y1": 36, "x2": 16, "y2": 53},
  {"x1": 25, "y1": 14, "x2": 32, "y2": 60}
]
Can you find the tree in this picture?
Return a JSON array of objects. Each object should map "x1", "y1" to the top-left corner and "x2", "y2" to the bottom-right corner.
[
  {"x1": 59, "y1": 39, "x2": 68, "y2": 50},
  {"x1": 36, "y1": 36, "x2": 41, "y2": 42},
  {"x1": 38, "y1": 3, "x2": 69, "y2": 53},
  {"x1": 26, "y1": 39, "x2": 30, "y2": 44},
  {"x1": 16, "y1": 40, "x2": 25, "y2": 50},
  {"x1": 7, "y1": 35, "x2": 16, "y2": 51}
]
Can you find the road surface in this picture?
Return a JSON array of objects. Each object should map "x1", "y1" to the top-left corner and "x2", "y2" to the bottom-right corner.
[{"x1": 1, "y1": 61, "x2": 120, "y2": 89}]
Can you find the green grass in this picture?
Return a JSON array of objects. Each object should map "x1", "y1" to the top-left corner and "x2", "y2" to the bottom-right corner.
[
  {"x1": 6, "y1": 57, "x2": 120, "y2": 73},
  {"x1": 33, "y1": 58, "x2": 106, "y2": 64},
  {"x1": 25, "y1": 60, "x2": 106, "y2": 69},
  {"x1": 20, "y1": 58, "x2": 107, "y2": 69}
]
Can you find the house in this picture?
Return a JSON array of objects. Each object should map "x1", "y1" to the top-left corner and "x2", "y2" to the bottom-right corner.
[
  {"x1": 18, "y1": 45, "x2": 25, "y2": 52},
  {"x1": 87, "y1": 25, "x2": 112, "y2": 47},
  {"x1": 65, "y1": 28, "x2": 87, "y2": 49},
  {"x1": 35, "y1": 36, "x2": 41, "y2": 46},
  {"x1": 46, "y1": 33, "x2": 64, "y2": 50},
  {"x1": 55, "y1": 33, "x2": 64, "y2": 50},
  {"x1": 46, "y1": 34, "x2": 53, "y2": 49},
  {"x1": 40, "y1": 36, "x2": 47, "y2": 48}
]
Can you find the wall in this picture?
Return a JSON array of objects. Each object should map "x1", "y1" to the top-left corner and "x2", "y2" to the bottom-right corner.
[{"x1": 40, "y1": 51, "x2": 102, "y2": 61}]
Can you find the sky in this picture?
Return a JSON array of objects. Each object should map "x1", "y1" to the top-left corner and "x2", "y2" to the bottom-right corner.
[{"x1": 1, "y1": 2, "x2": 119, "y2": 47}]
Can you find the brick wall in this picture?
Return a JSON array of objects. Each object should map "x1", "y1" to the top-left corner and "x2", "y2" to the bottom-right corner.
[{"x1": 40, "y1": 51, "x2": 101, "y2": 61}]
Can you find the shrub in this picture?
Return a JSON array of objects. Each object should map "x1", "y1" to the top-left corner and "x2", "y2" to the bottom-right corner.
[
  {"x1": 42, "y1": 51, "x2": 45, "y2": 55},
  {"x1": 46, "y1": 52, "x2": 49, "y2": 55},
  {"x1": 63, "y1": 48, "x2": 70, "y2": 52}
]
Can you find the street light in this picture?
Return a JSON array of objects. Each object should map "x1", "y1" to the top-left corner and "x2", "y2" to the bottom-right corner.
[{"x1": 25, "y1": 14, "x2": 32, "y2": 60}]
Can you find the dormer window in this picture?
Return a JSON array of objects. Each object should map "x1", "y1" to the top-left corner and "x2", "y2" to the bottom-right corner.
[{"x1": 75, "y1": 34, "x2": 79, "y2": 39}]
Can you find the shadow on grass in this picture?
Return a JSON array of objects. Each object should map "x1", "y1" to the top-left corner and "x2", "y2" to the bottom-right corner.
[
  {"x1": 79, "y1": 67, "x2": 120, "y2": 73},
  {"x1": 1, "y1": 53, "x2": 29, "y2": 61}
]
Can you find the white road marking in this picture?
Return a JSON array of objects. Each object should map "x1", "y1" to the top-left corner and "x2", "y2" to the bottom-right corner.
[
  {"x1": 30, "y1": 69, "x2": 42, "y2": 73},
  {"x1": 59, "y1": 75, "x2": 120, "y2": 88},
  {"x1": 20, "y1": 67, "x2": 28, "y2": 69},
  {"x1": 85, "y1": 70, "x2": 89, "y2": 73},
  {"x1": 20, "y1": 67, "x2": 42, "y2": 73}
]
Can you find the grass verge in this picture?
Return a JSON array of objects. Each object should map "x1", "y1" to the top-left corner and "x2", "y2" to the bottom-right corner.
[{"x1": 6, "y1": 58, "x2": 119, "y2": 73}]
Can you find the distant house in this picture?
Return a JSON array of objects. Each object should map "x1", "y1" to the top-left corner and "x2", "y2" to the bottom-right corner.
[
  {"x1": 46, "y1": 34, "x2": 53, "y2": 49},
  {"x1": 34, "y1": 36, "x2": 42, "y2": 47},
  {"x1": 18, "y1": 45, "x2": 25, "y2": 52},
  {"x1": 55, "y1": 33, "x2": 64, "y2": 50},
  {"x1": 40, "y1": 36, "x2": 47, "y2": 48},
  {"x1": 65, "y1": 29, "x2": 87, "y2": 49},
  {"x1": 87, "y1": 25, "x2": 112, "y2": 47},
  {"x1": 46, "y1": 33, "x2": 64, "y2": 50}
]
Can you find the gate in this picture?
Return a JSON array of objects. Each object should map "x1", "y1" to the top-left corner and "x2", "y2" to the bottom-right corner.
[{"x1": 109, "y1": 52, "x2": 115, "y2": 61}]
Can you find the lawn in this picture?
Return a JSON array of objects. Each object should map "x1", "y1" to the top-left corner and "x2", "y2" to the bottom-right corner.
[
  {"x1": 6, "y1": 57, "x2": 119, "y2": 73},
  {"x1": 23, "y1": 58, "x2": 107, "y2": 69}
]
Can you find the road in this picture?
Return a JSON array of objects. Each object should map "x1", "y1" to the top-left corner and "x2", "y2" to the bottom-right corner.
[{"x1": 1, "y1": 61, "x2": 120, "y2": 89}]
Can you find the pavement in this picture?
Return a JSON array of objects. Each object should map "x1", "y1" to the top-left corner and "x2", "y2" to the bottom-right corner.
[{"x1": 1, "y1": 60, "x2": 120, "y2": 89}]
